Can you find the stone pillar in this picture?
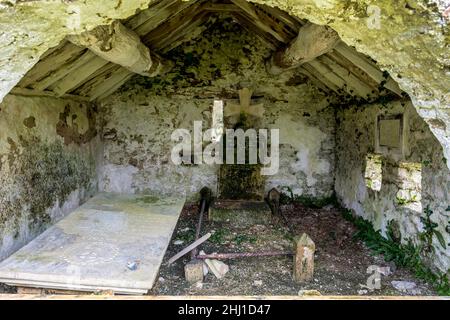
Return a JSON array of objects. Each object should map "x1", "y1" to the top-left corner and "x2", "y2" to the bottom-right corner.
[{"x1": 293, "y1": 233, "x2": 315, "y2": 283}]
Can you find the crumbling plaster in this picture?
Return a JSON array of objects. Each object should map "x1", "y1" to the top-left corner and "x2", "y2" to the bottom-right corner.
[
  {"x1": 335, "y1": 99, "x2": 450, "y2": 272},
  {"x1": 0, "y1": 94, "x2": 101, "y2": 260},
  {"x1": 99, "y1": 20, "x2": 335, "y2": 200}
]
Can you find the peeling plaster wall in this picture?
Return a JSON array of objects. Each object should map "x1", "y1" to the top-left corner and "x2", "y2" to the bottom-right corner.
[
  {"x1": 0, "y1": 94, "x2": 101, "y2": 260},
  {"x1": 99, "y1": 20, "x2": 335, "y2": 200},
  {"x1": 0, "y1": 0, "x2": 448, "y2": 173},
  {"x1": 335, "y1": 100, "x2": 450, "y2": 272}
]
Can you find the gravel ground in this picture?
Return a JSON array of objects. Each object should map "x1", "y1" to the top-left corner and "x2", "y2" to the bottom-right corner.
[
  {"x1": 0, "y1": 202, "x2": 437, "y2": 296},
  {"x1": 150, "y1": 202, "x2": 436, "y2": 296}
]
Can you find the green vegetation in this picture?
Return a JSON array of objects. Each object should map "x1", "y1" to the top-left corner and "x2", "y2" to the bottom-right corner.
[
  {"x1": 342, "y1": 210, "x2": 450, "y2": 296},
  {"x1": 209, "y1": 228, "x2": 230, "y2": 244},
  {"x1": 233, "y1": 234, "x2": 257, "y2": 245},
  {"x1": 419, "y1": 205, "x2": 447, "y2": 252}
]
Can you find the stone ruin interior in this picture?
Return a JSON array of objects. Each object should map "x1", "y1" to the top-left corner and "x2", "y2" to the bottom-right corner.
[{"x1": 0, "y1": 0, "x2": 449, "y2": 297}]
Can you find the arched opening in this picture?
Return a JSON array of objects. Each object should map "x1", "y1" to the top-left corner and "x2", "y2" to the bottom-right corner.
[{"x1": 0, "y1": 0, "x2": 448, "y2": 296}]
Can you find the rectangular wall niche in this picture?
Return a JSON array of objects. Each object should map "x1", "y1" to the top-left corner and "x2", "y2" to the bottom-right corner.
[{"x1": 376, "y1": 114, "x2": 404, "y2": 159}]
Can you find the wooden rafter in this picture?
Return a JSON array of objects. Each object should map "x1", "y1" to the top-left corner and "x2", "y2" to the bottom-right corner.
[
  {"x1": 204, "y1": 3, "x2": 241, "y2": 12},
  {"x1": 333, "y1": 42, "x2": 403, "y2": 96},
  {"x1": 230, "y1": 0, "x2": 290, "y2": 43},
  {"x1": 253, "y1": 3, "x2": 303, "y2": 33},
  {"x1": 12, "y1": 0, "x2": 403, "y2": 102},
  {"x1": 231, "y1": 12, "x2": 278, "y2": 50},
  {"x1": 128, "y1": 0, "x2": 197, "y2": 37},
  {"x1": 18, "y1": 43, "x2": 86, "y2": 88},
  {"x1": 142, "y1": 1, "x2": 208, "y2": 49}
]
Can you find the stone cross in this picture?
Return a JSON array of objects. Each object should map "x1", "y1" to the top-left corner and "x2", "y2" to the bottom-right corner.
[{"x1": 224, "y1": 88, "x2": 264, "y2": 124}]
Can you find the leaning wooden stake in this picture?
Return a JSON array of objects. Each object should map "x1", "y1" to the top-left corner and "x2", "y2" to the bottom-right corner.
[
  {"x1": 167, "y1": 233, "x2": 211, "y2": 265},
  {"x1": 293, "y1": 233, "x2": 315, "y2": 283}
]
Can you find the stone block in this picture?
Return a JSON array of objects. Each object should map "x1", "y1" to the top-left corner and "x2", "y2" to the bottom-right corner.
[
  {"x1": 293, "y1": 233, "x2": 315, "y2": 283},
  {"x1": 184, "y1": 259, "x2": 204, "y2": 284}
]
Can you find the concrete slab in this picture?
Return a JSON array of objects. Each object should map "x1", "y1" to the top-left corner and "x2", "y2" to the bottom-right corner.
[{"x1": 0, "y1": 193, "x2": 185, "y2": 295}]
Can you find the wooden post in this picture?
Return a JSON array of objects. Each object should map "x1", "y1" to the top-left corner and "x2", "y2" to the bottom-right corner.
[{"x1": 293, "y1": 233, "x2": 315, "y2": 283}]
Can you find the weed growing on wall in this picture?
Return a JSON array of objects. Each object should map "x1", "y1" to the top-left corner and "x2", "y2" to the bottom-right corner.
[
  {"x1": 342, "y1": 210, "x2": 450, "y2": 296},
  {"x1": 419, "y1": 205, "x2": 447, "y2": 252}
]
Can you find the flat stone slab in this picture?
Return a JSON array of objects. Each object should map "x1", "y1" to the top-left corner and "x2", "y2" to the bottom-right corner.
[
  {"x1": 0, "y1": 193, "x2": 185, "y2": 295},
  {"x1": 209, "y1": 200, "x2": 272, "y2": 226}
]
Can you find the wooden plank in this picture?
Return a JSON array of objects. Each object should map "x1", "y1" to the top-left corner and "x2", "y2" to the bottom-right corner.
[
  {"x1": 9, "y1": 87, "x2": 90, "y2": 102},
  {"x1": 95, "y1": 72, "x2": 135, "y2": 101},
  {"x1": 334, "y1": 42, "x2": 403, "y2": 96},
  {"x1": 231, "y1": 13, "x2": 279, "y2": 50},
  {"x1": 124, "y1": 0, "x2": 173, "y2": 30},
  {"x1": 162, "y1": 14, "x2": 214, "y2": 53},
  {"x1": 301, "y1": 64, "x2": 341, "y2": 93},
  {"x1": 38, "y1": 40, "x2": 68, "y2": 60},
  {"x1": 50, "y1": 56, "x2": 109, "y2": 96},
  {"x1": 87, "y1": 67, "x2": 133, "y2": 101},
  {"x1": 252, "y1": 4, "x2": 298, "y2": 40},
  {"x1": 18, "y1": 43, "x2": 86, "y2": 88},
  {"x1": 204, "y1": 3, "x2": 241, "y2": 12},
  {"x1": 142, "y1": 1, "x2": 206, "y2": 49},
  {"x1": 326, "y1": 51, "x2": 380, "y2": 92},
  {"x1": 73, "y1": 63, "x2": 119, "y2": 97},
  {"x1": 31, "y1": 50, "x2": 97, "y2": 91},
  {"x1": 307, "y1": 60, "x2": 351, "y2": 95},
  {"x1": 254, "y1": 3, "x2": 303, "y2": 33},
  {"x1": 156, "y1": 11, "x2": 211, "y2": 52},
  {"x1": 167, "y1": 233, "x2": 212, "y2": 265},
  {"x1": 318, "y1": 55, "x2": 375, "y2": 98},
  {"x1": 231, "y1": 0, "x2": 289, "y2": 43},
  {"x1": 298, "y1": 67, "x2": 333, "y2": 93},
  {"x1": 133, "y1": 0, "x2": 197, "y2": 37}
]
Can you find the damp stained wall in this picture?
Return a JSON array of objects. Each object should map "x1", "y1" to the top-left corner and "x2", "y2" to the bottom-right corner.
[
  {"x1": 335, "y1": 99, "x2": 450, "y2": 272},
  {"x1": 99, "y1": 19, "x2": 336, "y2": 200},
  {"x1": 0, "y1": 94, "x2": 101, "y2": 260}
]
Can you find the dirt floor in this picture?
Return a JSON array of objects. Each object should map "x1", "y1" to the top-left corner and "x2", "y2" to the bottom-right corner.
[
  {"x1": 0, "y1": 202, "x2": 437, "y2": 296},
  {"x1": 150, "y1": 203, "x2": 436, "y2": 296}
]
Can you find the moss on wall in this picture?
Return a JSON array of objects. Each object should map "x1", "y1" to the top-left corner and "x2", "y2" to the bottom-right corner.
[
  {"x1": 100, "y1": 17, "x2": 336, "y2": 200},
  {"x1": 0, "y1": 95, "x2": 100, "y2": 260}
]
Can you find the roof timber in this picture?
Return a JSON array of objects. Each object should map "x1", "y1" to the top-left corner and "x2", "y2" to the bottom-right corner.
[
  {"x1": 30, "y1": 50, "x2": 97, "y2": 91},
  {"x1": 142, "y1": 2, "x2": 210, "y2": 50},
  {"x1": 12, "y1": 0, "x2": 404, "y2": 103},
  {"x1": 231, "y1": 0, "x2": 290, "y2": 43},
  {"x1": 17, "y1": 42, "x2": 86, "y2": 88}
]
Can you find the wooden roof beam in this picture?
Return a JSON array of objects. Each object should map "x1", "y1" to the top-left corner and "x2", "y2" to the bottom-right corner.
[
  {"x1": 68, "y1": 21, "x2": 173, "y2": 78},
  {"x1": 266, "y1": 22, "x2": 340, "y2": 75}
]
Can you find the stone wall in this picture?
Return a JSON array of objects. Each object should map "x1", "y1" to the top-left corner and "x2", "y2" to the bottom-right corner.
[
  {"x1": 99, "y1": 19, "x2": 336, "y2": 200},
  {"x1": 335, "y1": 99, "x2": 450, "y2": 272},
  {"x1": 0, "y1": 94, "x2": 101, "y2": 260}
]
